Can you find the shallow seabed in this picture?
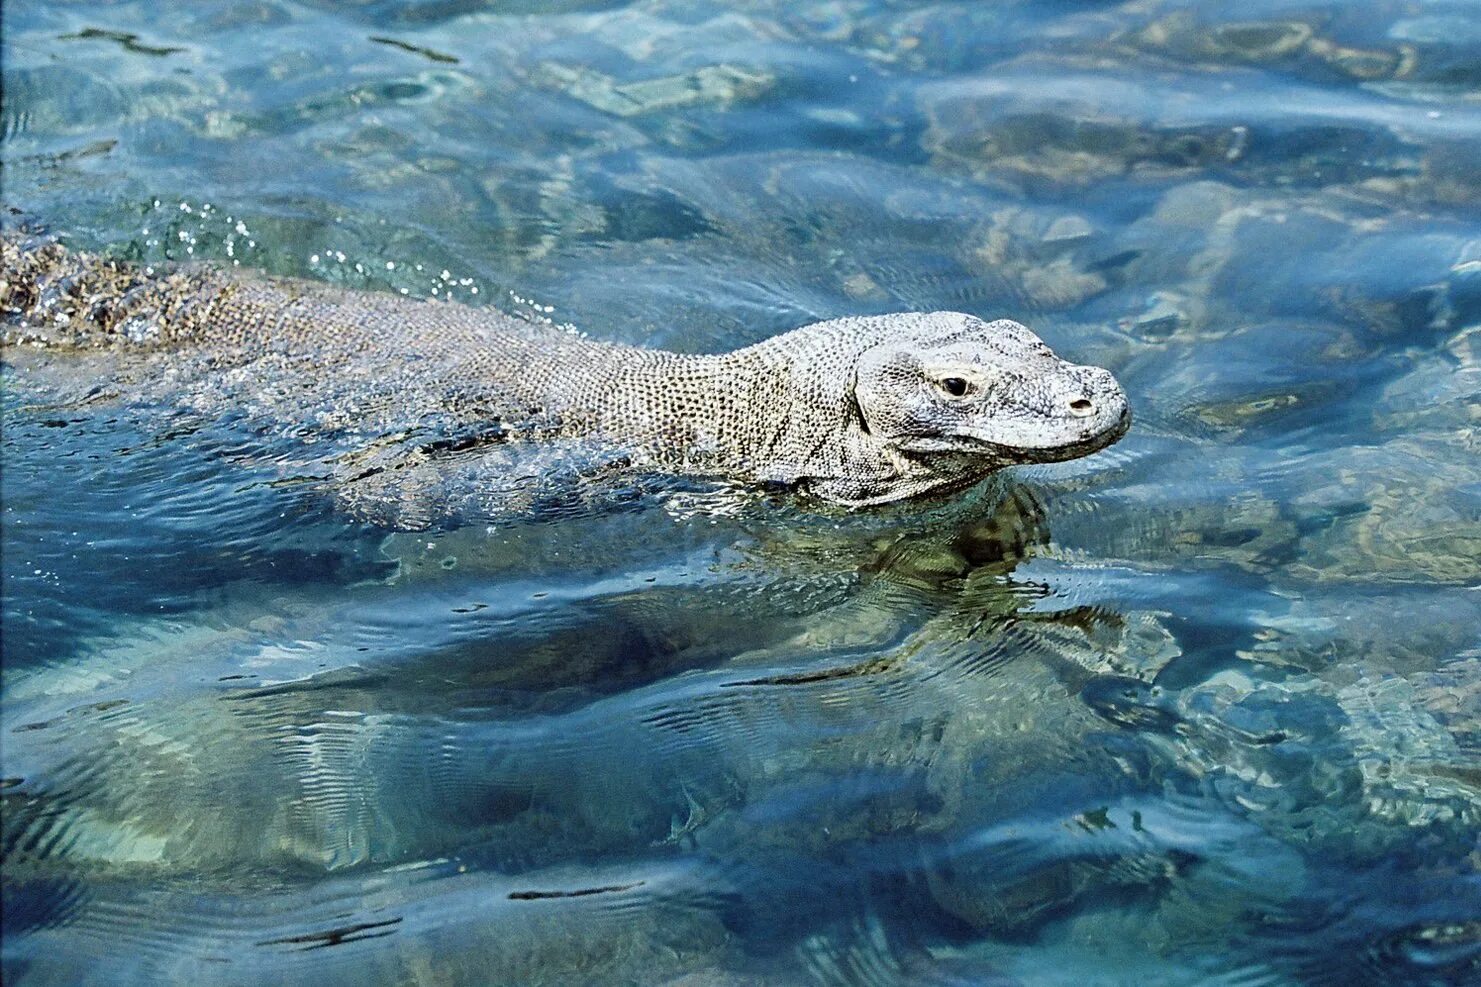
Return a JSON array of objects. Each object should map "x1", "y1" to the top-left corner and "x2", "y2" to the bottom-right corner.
[{"x1": 2, "y1": 0, "x2": 1479, "y2": 984}]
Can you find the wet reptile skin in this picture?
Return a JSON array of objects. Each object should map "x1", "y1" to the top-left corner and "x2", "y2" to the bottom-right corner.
[{"x1": 1, "y1": 234, "x2": 1129, "y2": 511}]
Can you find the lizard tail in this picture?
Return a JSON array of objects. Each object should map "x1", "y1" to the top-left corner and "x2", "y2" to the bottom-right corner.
[{"x1": 2, "y1": 232, "x2": 225, "y2": 349}]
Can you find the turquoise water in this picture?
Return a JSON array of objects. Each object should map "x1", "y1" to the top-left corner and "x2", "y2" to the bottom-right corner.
[{"x1": 2, "y1": 0, "x2": 1479, "y2": 983}]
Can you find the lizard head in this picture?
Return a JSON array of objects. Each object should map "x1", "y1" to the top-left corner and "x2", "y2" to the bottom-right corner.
[{"x1": 813, "y1": 312, "x2": 1130, "y2": 505}]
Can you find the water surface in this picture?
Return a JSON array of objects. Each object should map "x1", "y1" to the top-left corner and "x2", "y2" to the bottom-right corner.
[{"x1": 3, "y1": 0, "x2": 1479, "y2": 984}]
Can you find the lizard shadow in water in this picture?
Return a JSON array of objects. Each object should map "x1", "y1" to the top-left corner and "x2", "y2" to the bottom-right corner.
[{"x1": 1, "y1": 482, "x2": 1087, "y2": 881}]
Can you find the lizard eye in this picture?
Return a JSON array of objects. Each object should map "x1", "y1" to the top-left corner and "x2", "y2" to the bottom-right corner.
[{"x1": 939, "y1": 376, "x2": 971, "y2": 398}]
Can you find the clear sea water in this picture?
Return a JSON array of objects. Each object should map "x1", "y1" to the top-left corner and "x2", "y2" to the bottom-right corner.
[{"x1": 2, "y1": 0, "x2": 1479, "y2": 984}]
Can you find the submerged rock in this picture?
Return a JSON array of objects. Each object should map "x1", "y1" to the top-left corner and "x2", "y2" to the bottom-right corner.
[
  {"x1": 1337, "y1": 672, "x2": 1481, "y2": 829},
  {"x1": 965, "y1": 207, "x2": 1110, "y2": 311},
  {"x1": 531, "y1": 61, "x2": 773, "y2": 119},
  {"x1": 1124, "y1": 9, "x2": 1413, "y2": 81},
  {"x1": 919, "y1": 59, "x2": 1251, "y2": 192},
  {"x1": 1286, "y1": 437, "x2": 1481, "y2": 586}
]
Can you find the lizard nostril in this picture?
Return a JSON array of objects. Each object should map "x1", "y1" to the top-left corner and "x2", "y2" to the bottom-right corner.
[{"x1": 1069, "y1": 397, "x2": 1094, "y2": 417}]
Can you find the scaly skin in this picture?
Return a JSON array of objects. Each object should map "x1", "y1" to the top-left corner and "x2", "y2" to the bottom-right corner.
[{"x1": 1, "y1": 233, "x2": 1129, "y2": 511}]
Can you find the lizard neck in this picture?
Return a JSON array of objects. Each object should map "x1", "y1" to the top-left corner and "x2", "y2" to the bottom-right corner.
[
  {"x1": 578, "y1": 349, "x2": 788, "y2": 477},
  {"x1": 582, "y1": 333, "x2": 881, "y2": 490}
]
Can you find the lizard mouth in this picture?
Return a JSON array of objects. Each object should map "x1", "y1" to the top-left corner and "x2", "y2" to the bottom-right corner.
[
  {"x1": 899, "y1": 404, "x2": 1132, "y2": 463},
  {"x1": 1006, "y1": 403, "x2": 1132, "y2": 464}
]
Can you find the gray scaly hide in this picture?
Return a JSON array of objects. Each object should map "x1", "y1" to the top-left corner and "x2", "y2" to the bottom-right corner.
[{"x1": 1, "y1": 234, "x2": 1129, "y2": 522}]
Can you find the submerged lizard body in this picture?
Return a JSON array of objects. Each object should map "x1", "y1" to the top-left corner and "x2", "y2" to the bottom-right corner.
[{"x1": 2, "y1": 234, "x2": 1129, "y2": 518}]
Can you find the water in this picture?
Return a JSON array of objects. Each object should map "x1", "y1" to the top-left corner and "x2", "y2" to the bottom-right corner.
[{"x1": 2, "y1": 0, "x2": 1479, "y2": 983}]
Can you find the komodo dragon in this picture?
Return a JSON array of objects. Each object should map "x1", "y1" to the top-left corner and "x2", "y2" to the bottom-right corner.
[{"x1": 1, "y1": 234, "x2": 1129, "y2": 519}]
